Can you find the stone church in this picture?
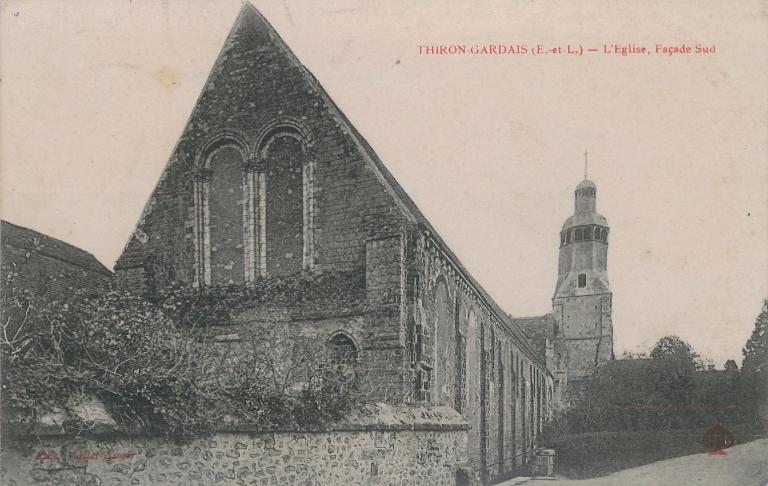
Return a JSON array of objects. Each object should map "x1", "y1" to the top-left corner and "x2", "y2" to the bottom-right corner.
[
  {"x1": 114, "y1": 4, "x2": 612, "y2": 482},
  {"x1": 512, "y1": 178, "x2": 614, "y2": 410}
]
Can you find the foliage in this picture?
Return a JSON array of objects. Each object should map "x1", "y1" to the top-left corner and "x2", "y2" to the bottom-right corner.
[
  {"x1": 740, "y1": 299, "x2": 768, "y2": 424},
  {"x1": 1, "y1": 276, "x2": 362, "y2": 436},
  {"x1": 742, "y1": 299, "x2": 768, "y2": 374},
  {"x1": 724, "y1": 359, "x2": 738, "y2": 371},
  {"x1": 2, "y1": 284, "x2": 215, "y2": 434},
  {"x1": 618, "y1": 350, "x2": 647, "y2": 360},
  {"x1": 150, "y1": 270, "x2": 366, "y2": 328},
  {"x1": 649, "y1": 335, "x2": 701, "y2": 370},
  {"x1": 545, "y1": 334, "x2": 756, "y2": 436},
  {"x1": 218, "y1": 335, "x2": 358, "y2": 430}
]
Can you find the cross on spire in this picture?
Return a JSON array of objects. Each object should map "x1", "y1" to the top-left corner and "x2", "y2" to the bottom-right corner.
[{"x1": 584, "y1": 150, "x2": 588, "y2": 179}]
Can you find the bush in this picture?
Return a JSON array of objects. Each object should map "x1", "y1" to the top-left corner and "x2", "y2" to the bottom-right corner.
[{"x1": 1, "y1": 281, "x2": 361, "y2": 436}]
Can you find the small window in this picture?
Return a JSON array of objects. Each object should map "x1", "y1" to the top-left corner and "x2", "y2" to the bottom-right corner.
[
  {"x1": 565, "y1": 231, "x2": 571, "y2": 243},
  {"x1": 574, "y1": 229, "x2": 583, "y2": 241},
  {"x1": 327, "y1": 333, "x2": 359, "y2": 365},
  {"x1": 583, "y1": 227, "x2": 592, "y2": 240},
  {"x1": 560, "y1": 233, "x2": 566, "y2": 245},
  {"x1": 578, "y1": 274, "x2": 587, "y2": 288}
]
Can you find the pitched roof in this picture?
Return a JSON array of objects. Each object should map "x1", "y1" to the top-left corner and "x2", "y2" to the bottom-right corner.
[
  {"x1": 236, "y1": 4, "x2": 548, "y2": 368},
  {"x1": 1, "y1": 220, "x2": 112, "y2": 276},
  {"x1": 510, "y1": 314, "x2": 556, "y2": 359}
]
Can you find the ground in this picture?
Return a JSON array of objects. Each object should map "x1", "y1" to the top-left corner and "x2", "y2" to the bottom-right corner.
[{"x1": 499, "y1": 438, "x2": 768, "y2": 486}]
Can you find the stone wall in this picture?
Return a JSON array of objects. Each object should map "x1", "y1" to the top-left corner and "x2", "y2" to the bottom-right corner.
[
  {"x1": 204, "y1": 306, "x2": 411, "y2": 403},
  {"x1": 403, "y1": 230, "x2": 554, "y2": 483},
  {"x1": 105, "y1": 6, "x2": 560, "y2": 483},
  {"x1": 553, "y1": 294, "x2": 613, "y2": 379},
  {"x1": 2, "y1": 406, "x2": 469, "y2": 486},
  {"x1": 114, "y1": 6, "x2": 408, "y2": 292}
]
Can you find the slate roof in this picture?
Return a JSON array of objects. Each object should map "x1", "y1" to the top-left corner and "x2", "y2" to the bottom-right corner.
[
  {"x1": 509, "y1": 314, "x2": 556, "y2": 360},
  {"x1": 561, "y1": 212, "x2": 609, "y2": 230},
  {"x1": 576, "y1": 179, "x2": 596, "y2": 190},
  {"x1": 1, "y1": 220, "x2": 111, "y2": 276}
]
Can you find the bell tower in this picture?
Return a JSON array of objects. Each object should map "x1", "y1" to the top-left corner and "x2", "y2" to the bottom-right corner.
[{"x1": 552, "y1": 165, "x2": 614, "y2": 381}]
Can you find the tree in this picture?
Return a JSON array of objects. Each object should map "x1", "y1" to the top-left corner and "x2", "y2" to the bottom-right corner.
[
  {"x1": 740, "y1": 300, "x2": 768, "y2": 427},
  {"x1": 649, "y1": 335, "x2": 699, "y2": 407},
  {"x1": 649, "y1": 335, "x2": 699, "y2": 368},
  {"x1": 724, "y1": 359, "x2": 738, "y2": 371},
  {"x1": 742, "y1": 299, "x2": 768, "y2": 374}
]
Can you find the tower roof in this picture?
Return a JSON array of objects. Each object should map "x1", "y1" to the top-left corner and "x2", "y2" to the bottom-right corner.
[
  {"x1": 576, "y1": 179, "x2": 596, "y2": 190},
  {"x1": 561, "y1": 212, "x2": 609, "y2": 230}
]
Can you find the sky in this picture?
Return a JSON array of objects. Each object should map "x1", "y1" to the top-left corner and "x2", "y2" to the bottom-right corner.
[{"x1": 2, "y1": 0, "x2": 767, "y2": 367}]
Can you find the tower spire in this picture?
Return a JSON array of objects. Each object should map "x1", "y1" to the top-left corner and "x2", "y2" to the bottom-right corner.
[{"x1": 584, "y1": 150, "x2": 588, "y2": 179}]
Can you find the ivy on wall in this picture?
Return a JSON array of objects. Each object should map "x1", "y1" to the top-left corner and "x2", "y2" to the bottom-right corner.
[
  {"x1": 1, "y1": 269, "x2": 362, "y2": 440},
  {"x1": 150, "y1": 270, "x2": 368, "y2": 328}
]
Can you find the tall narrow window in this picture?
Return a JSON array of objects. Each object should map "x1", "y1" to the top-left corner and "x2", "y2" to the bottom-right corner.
[
  {"x1": 578, "y1": 273, "x2": 587, "y2": 288},
  {"x1": 265, "y1": 136, "x2": 304, "y2": 277},
  {"x1": 207, "y1": 145, "x2": 246, "y2": 285},
  {"x1": 454, "y1": 300, "x2": 466, "y2": 413},
  {"x1": 416, "y1": 364, "x2": 432, "y2": 402},
  {"x1": 433, "y1": 281, "x2": 454, "y2": 405}
]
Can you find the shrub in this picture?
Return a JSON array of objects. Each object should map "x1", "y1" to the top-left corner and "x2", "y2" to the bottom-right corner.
[{"x1": 2, "y1": 280, "x2": 361, "y2": 437}]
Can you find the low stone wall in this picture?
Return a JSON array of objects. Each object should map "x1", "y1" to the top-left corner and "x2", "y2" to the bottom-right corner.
[{"x1": 1, "y1": 405, "x2": 470, "y2": 486}]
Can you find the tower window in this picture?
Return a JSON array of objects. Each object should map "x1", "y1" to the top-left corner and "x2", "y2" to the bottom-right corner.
[
  {"x1": 583, "y1": 226, "x2": 593, "y2": 240},
  {"x1": 565, "y1": 231, "x2": 571, "y2": 243},
  {"x1": 578, "y1": 274, "x2": 587, "y2": 288},
  {"x1": 574, "y1": 228, "x2": 583, "y2": 241}
]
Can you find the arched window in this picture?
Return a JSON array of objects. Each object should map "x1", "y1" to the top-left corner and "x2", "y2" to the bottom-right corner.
[
  {"x1": 327, "y1": 332, "x2": 359, "y2": 365},
  {"x1": 208, "y1": 145, "x2": 246, "y2": 285},
  {"x1": 465, "y1": 309, "x2": 478, "y2": 412},
  {"x1": 265, "y1": 136, "x2": 305, "y2": 277},
  {"x1": 193, "y1": 137, "x2": 249, "y2": 288},
  {"x1": 193, "y1": 125, "x2": 315, "y2": 287},
  {"x1": 433, "y1": 280, "x2": 454, "y2": 405}
]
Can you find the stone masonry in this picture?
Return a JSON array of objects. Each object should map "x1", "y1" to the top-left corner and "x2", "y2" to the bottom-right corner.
[
  {"x1": 111, "y1": 4, "x2": 554, "y2": 484},
  {"x1": 1, "y1": 405, "x2": 469, "y2": 486}
]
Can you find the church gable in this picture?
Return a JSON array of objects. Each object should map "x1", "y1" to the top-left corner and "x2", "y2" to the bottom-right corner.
[{"x1": 115, "y1": 4, "x2": 413, "y2": 292}]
